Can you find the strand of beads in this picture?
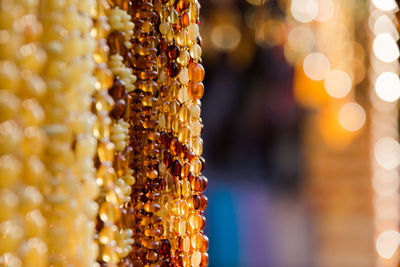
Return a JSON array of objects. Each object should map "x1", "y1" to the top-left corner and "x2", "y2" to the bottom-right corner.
[
  {"x1": 123, "y1": 1, "x2": 164, "y2": 265},
  {"x1": 94, "y1": 3, "x2": 135, "y2": 266},
  {"x1": 39, "y1": 0, "x2": 99, "y2": 265},
  {"x1": 185, "y1": 1, "x2": 208, "y2": 266},
  {"x1": 0, "y1": 0, "x2": 48, "y2": 266}
]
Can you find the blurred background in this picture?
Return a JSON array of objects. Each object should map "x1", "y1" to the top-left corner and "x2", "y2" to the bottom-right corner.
[{"x1": 198, "y1": 0, "x2": 400, "y2": 266}]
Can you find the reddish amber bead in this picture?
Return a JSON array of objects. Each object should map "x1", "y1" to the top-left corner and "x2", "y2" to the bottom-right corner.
[
  {"x1": 109, "y1": 79, "x2": 126, "y2": 100},
  {"x1": 168, "y1": 45, "x2": 180, "y2": 59},
  {"x1": 199, "y1": 195, "x2": 207, "y2": 211},
  {"x1": 188, "y1": 63, "x2": 205, "y2": 82},
  {"x1": 191, "y1": 176, "x2": 202, "y2": 191},
  {"x1": 199, "y1": 176, "x2": 208, "y2": 192},
  {"x1": 187, "y1": 82, "x2": 204, "y2": 100},
  {"x1": 110, "y1": 99, "x2": 126, "y2": 119},
  {"x1": 181, "y1": 162, "x2": 190, "y2": 178},
  {"x1": 201, "y1": 235, "x2": 209, "y2": 252},
  {"x1": 200, "y1": 253, "x2": 208, "y2": 267},
  {"x1": 176, "y1": 0, "x2": 189, "y2": 12},
  {"x1": 192, "y1": 195, "x2": 201, "y2": 210},
  {"x1": 159, "y1": 38, "x2": 168, "y2": 51},
  {"x1": 170, "y1": 137, "x2": 182, "y2": 156},
  {"x1": 159, "y1": 239, "x2": 171, "y2": 256},
  {"x1": 180, "y1": 13, "x2": 190, "y2": 28},
  {"x1": 171, "y1": 159, "x2": 182, "y2": 176},
  {"x1": 113, "y1": 0, "x2": 129, "y2": 10},
  {"x1": 181, "y1": 144, "x2": 189, "y2": 159},
  {"x1": 167, "y1": 62, "x2": 179, "y2": 77}
]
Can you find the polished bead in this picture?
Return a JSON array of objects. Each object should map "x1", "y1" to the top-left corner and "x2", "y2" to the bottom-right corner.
[
  {"x1": 188, "y1": 63, "x2": 205, "y2": 82},
  {"x1": 187, "y1": 82, "x2": 204, "y2": 100}
]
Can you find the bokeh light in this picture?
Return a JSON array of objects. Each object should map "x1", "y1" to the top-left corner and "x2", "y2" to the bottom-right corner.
[
  {"x1": 374, "y1": 15, "x2": 399, "y2": 40},
  {"x1": 376, "y1": 230, "x2": 400, "y2": 259},
  {"x1": 290, "y1": 0, "x2": 318, "y2": 23},
  {"x1": 303, "y1": 53, "x2": 330, "y2": 81},
  {"x1": 338, "y1": 102, "x2": 366, "y2": 132},
  {"x1": 374, "y1": 137, "x2": 400, "y2": 170},
  {"x1": 372, "y1": 0, "x2": 398, "y2": 12},
  {"x1": 211, "y1": 24, "x2": 241, "y2": 53},
  {"x1": 324, "y1": 70, "x2": 352, "y2": 98},
  {"x1": 373, "y1": 33, "x2": 399, "y2": 62},
  {"x1": 315, "y1": 0, "x2": 334, "y2": 22},
  {"x1": 375, "y1": 72, "x2": 400, "y2": 102}
]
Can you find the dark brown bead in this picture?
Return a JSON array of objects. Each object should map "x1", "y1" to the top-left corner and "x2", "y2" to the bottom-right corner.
[
  {"x1": 110, "y1": 99, "x2": 126, "y2": 119},
  {"x1": 192, "y1": 194, "x2": 201, "y2": 210},
  {"x1": 159, "y1": 85, "x2": 167, "y2": 98},
  {"x1": 109, "y1": 79, "x2": 126, "y2": 100},
  {"x1": 161, "y1": 259, "x2": 173, "y2": 267},
  {"x1": 159, "y1": 38, "x2": 168, "y2": 52},
  {"x1": 180, "y1": 144, "x2": 189, "y2": 159},
  {"x1": 165, "y1": 152, "x2": 172, "y2": 168},
  {"x1": 159, "y1": 239, "x2": 171, "y2": 257},
  {"x1": 167, "y1": 62, "x2": 179, "y2": 77},
  {"x1": 108, "y1": 31, "x2": 128, "y2": 57},
  {"x1": 167, "y1": 45, "x2": 180, "y2": 60},
  {"x1": 188, "y1": 171, "x2": 194, "y2": 183},
  {"x1": 171, "y1": 159, "x2": 182, "y2": 176}
]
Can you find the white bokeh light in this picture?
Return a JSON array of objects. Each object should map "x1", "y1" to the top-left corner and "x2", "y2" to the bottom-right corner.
[
  {"x1": 375, "y1": 72, "x2": 400, "y2": 102},
  {"x1": 373, "y1": 33, "x2": 400, "y2": 62},
  {"x1": 303, "y1": 53, "x2": 330, "y2": 81}
]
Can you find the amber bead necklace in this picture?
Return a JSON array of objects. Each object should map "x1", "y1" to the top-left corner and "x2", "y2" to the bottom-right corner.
[{"x1": 0, "y1": 0, "x2": 208, "y2": 266}]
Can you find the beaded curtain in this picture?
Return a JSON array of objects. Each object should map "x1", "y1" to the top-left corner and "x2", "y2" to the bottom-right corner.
[{"x1": 0, "y1": 0, "x2": 208, "y2": 266}]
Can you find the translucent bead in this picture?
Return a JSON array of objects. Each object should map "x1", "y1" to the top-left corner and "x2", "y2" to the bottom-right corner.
[
  {"x1": 190, "y1": 44, "x2": 202, "y2": 60},
  {"x1": 189, "y1": 2, "x2": 199, "y2": 23},
  {"x1": 191, "y1": 233, "x2": 203, "y2": 249},
  {"x1": 190, "y1": 103, "x2": 201, "y2": 119},
  {"x1": 201, "y1": 235, "x2": 209, "y2": 252},
  {"x1": 0, "y1": 220, "x2": 24, "y2": 253},
  {"x1": 179, "y1": 68, "x2": 189, "y2": 84},
  {"x1": 98, "y1": 140, "x2": 115, "y2": 163},
  {"x1": 187, "y1": 82, "x2": 204, "y2": 100},
  {"x1": 190, "y1": 120, "x2": 202, "y2": 136},
  {"x1": 177, "y1": 50, "x2": 190, "y2": 66},
  {"x1": 178, "y1": 125, "x2": 190, "y2": 143},
  {"x1": 99, "y1": 200, "x2": 119, "y2": 223},
  {"x1": 159, "y1": 22, "x2": 173, "y2": 36},
  {"x1": 188, "y1": 63, "x2": 205, "y2": 82},
  {"x1": 187, "y1": 23, "x2": 199, "y2": 42},
  {"x1": 179, "y1": 106, "x2": 190, "y2": 123},
  {"x1": 169, "y1": 8, "x2": 179, "y2": 24},
  {"x1": 192, "y1": 137, "x2": 203, "y2": 156},
  {"x1": 189, "y1": 213, "x2": 202, "y2": 231},
  {"x1": 24, "y1": 210, "x2": 46, "y2": 238},
  {"x1": 183, "y1": 236, "x2": 190, "y2": 252},
  {"x1": 191, "y1": 251, "x2": 202, "y2": 267},
  {"x1": 182, "y1": 180, "x2": 191, "y2": 198},
  {"x1": 176, "y1": 30, "x2": 188, "y2": 47},
  {"x1": 178, "y1": 86, "x2": 190, "y2": 103},
  {"x1": 99, "y1": 225, "x2": 116, "y2": 245}
]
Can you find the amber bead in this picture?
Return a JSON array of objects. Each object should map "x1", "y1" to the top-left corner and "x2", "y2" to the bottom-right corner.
[
  {"x1": 109, "y1": 79, "x2": 127, "y2": 100},
  {"x1": 200, "y1": 253, "x2": 209, "y2": 267},
  {"x1": 167, "y1": 45, "x2": 180, "y2": 60},
  {"x1": 199, "y1": 195, "x2": 207, "y2": 211},
  {"x1": 188, "y1": 63, "x2": 205, "y2": 82},
  {"x1": 171, "y1": 159, "x2": 182, "y2": 177},
  {"x1": 192, "y1": 195, "x2": 201, "y2": 210},
  {"x1": 201, "y1": 235, "x2": 209, "y2": 252},
  {"x1": 167, "y1": 62, "x2": 179, "y2": 77},
  {"x1": 108, "y1": 31, "x2": 128, "y2": 57},
  {"x1": 110, "y1": 99, "x2": 126, "y2": 119},
  {"x1": 159, "y1": 239, "x2": 171, "y2": 256},
  {"x1": 187, "y1": 82, "x2": 204, "y2": 100},
  {"x1": 176, "y1": 0, "x2": 190, "y2": 12},
  {"x1": 180, "y1": 13, "x2": 190, "y2": 28},
  {"x1": 170, "y1": 137, "x2": 182, "y2": 156}
]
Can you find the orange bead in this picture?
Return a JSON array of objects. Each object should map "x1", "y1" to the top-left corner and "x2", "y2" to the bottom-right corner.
[
  {"x1": 188, "y1": 82, "x2": 204, "y2": 100},
  {"x1": 188, "y1": 63, "x2": 205, "y2": 83}
]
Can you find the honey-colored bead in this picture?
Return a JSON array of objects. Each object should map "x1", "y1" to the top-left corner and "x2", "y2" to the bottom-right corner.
[
  {"x1": 190, "y1": 43, "x2": 202, "y2": 60},
  {"x1": 187, "y1": 23, "x2": 199, "y2": 42},
  {"x1": 178, "y1": 125, "x2": 190, "y2": 143},
  {"x1": 191, "y1": 233, "x2": 203, "y2": 250},
  {"x1": 177, "y1": 50, "x2": 190, "y2": 66},
  {"x1": 187, "y1": 82, "x2": 204, "y2": 100},
  {"x1": 179, "y1": 68, "x2": 189, "y2": 84},
  {"x1": 188, "y1": 63, "x2": 205, "y2": 83},
  {"x1": 190, "y1": 102, "x2": 201, "y2": 118},
  {"x1": 176, "y1": 30, "x2": 188, "y2": 47},
  {"x1": 191, "y1": 251, "x2": 202, "y2": 267}
]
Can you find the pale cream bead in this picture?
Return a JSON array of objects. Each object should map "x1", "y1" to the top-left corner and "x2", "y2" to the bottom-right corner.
[
  {"x1": 179, "y1": 68, "x2": 189, "y2": 84},
  {"x1": 187, "y1": 23, "x2": 199, "y2": 42}
]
